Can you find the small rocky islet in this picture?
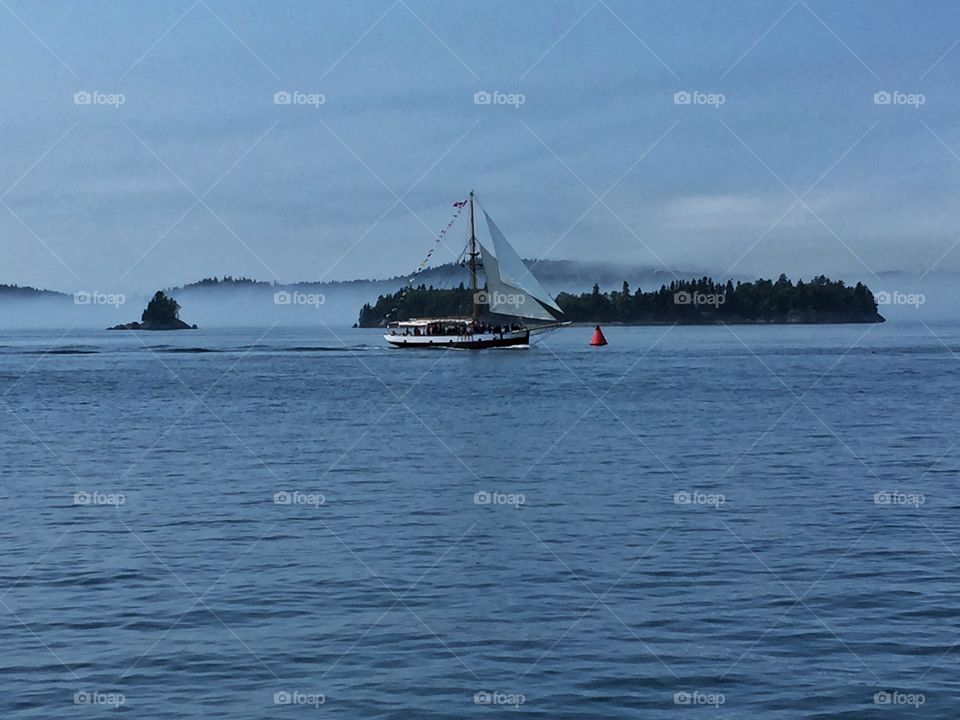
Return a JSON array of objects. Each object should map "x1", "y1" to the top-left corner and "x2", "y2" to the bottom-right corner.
[{"x1": 108, "y1": 291, "x2": 197, "y2": 331}]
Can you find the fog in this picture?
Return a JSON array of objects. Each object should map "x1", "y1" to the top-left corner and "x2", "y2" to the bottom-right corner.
[
  {"x1": 2, "y1": 266, "x2": 958, "y2": 331},
  {"x1": 0, "y1": 260, "x2": 718, "y2": 330},
  {"x1": 0, "y1": 283, "x2": 391, "y2": 330}
]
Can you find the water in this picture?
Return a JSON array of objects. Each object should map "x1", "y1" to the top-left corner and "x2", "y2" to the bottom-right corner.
[{"x1": 1, "y1": 322, "x2": 958, "y2": 717}]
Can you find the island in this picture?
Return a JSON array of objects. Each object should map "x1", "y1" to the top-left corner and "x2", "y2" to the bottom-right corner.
[
  {"x1": 109, "y1": 291, "x2": 198, "y2": 330},
  {"x1": 357, "y1": 275, "x2": 885, "y2": 327},
  {"x1": 0, "y1": 283, "x2": 67, "y2": 300}
]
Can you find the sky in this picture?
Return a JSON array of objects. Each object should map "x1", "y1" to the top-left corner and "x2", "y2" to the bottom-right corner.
[{"x1": 1, "y1": 0, "x2": 960, "y2": 294}]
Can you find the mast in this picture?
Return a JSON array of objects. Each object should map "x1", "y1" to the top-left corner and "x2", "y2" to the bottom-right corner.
[{"x1": 469, "y1": 190, "x2": 478, "y2": 319}]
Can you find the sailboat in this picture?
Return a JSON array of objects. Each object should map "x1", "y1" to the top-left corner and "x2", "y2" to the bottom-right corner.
[{"x1": 384, "y1": 192, "x2": 568, "y2": 349}]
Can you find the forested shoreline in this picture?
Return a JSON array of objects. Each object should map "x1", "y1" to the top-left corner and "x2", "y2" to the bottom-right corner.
[{"x1": 358, "y1": 275, "x2": 884, "y2": 327}]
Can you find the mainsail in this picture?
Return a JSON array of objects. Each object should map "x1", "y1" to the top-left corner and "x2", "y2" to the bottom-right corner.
[
  {"x1": 476, "y1": 208, "x2": 563, "y2": 322},
  {"x1": 478, "y1": 242, "x2": 554, "y2": 321}
]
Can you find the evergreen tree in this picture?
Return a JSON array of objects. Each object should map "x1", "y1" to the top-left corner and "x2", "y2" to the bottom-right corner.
[{"x1": 141, "y1": 291, "x2": 180, "y2": 324}]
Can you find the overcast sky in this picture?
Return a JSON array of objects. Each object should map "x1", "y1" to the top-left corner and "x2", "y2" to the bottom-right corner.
[{"x1": 1, "y1": 0, "x2": 959, "y2": 293}]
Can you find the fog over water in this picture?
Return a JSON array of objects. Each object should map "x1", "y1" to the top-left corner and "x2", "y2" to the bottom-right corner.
[{"x1": 2, "y1": 265, "x2": 955, "y2": 330}]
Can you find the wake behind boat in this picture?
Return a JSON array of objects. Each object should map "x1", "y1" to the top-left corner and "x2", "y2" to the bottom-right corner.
[{"x1": 385, "y1": 192, "x2": 567, "y2": 349}]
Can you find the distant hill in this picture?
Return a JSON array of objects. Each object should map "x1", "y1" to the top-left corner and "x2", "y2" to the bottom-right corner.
[
  {"x1": 0, "y1": 262, "x2": 725, "y2": 304},
  {"x1": 339, "y1": 259, "x2": 711, "y2": 296},
  {"x1": 0, "y1": 284, "x2": 69, "y2": 299},
  {"x1": 164, "y1": 261, "x2": 717, "y2": 297}
]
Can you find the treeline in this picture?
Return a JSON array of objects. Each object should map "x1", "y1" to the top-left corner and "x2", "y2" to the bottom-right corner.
[
  {"x1": 556, "y1": 275, "x2": 881, "y2": 323},
  {"x1": 0, "y1": 283, "x2": 65, "y2": 298},
  {"x1": 359, "y1": 285, "x2": 473, "y2": 326},
  {"x1": 358, "y1": 275, "x2": 883, "y2": 326},
  {"x1": 180, "y1": 276, "x2": 271, "y2": 289},
  {"x1": 173, "y1": 275, "x2": 390, "y2": 292}
]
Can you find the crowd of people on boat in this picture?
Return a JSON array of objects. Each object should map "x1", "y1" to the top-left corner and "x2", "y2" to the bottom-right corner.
[
  {"x1": 394, "y1": 321, "x2": 524, "y2": 337},
  {"x1": 464, "y1": 321, "x2": 523, "y2": 336}
]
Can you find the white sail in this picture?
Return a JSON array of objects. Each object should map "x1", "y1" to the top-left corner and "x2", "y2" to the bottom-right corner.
[
  {"x1": 478, "y1": 241, "x2": 556, "y2": 321},
  {"x1": 480, "y1": 209, "x2": 563, "y2": 318}
]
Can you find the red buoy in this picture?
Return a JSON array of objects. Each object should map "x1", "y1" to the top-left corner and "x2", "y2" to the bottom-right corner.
[{"x1": 590, "y1": 325, "x2": 608, "y2": 346}]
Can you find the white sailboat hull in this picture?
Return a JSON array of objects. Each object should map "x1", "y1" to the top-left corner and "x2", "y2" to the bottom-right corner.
[{"x1": 384, "y1": 329, "x2": 529, "y2": 349}]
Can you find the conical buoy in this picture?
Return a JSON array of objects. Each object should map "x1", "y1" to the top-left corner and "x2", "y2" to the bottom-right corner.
[{"x1": 590, "y1": 325, "x2": 608, "y2": 346}]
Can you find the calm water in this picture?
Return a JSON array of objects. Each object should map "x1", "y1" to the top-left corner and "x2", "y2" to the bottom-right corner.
[{"x1": 1, "y1": 322, "x2": 958, "y2": 718}]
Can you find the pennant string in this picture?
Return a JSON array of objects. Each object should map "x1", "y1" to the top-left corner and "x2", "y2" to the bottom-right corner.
[{"x1": 384, "y1": 203, "x2": 466, "y2": 320}]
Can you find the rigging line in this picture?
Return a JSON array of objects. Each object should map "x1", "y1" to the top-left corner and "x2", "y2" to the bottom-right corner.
[
  {"x1": 437, "y1": 231, "x2": 476, "y2": 291},
  {"x1": 436, "y1": 247, "x2": 461, "y2": 291},
  {"x1": 384, "y1": 202, "x2": 466, "y2": 319}
]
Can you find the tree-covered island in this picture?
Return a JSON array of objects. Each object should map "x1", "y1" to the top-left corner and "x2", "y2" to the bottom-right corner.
[
  {"x1": 108, "y1": 291, "x2": 198, "y2": 330},
  {"x1": 358, "y1": 275, "x2": 884, "y2": 327}
]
